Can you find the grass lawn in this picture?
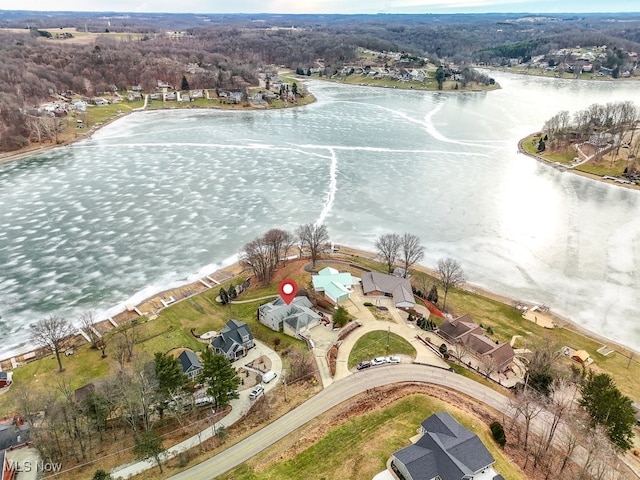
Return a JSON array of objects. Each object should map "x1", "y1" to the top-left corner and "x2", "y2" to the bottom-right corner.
[
  {"x1": 544, "y1": 150, "x2": 576, "y2": 164},
  {"x1": 520, "y1": 134, "x2": 542, "y2": 155},
  {"x1": 0, "y1": 272, "x2": 303, "y2": 415},
  {"x1": 85, "y1": 101, "x2": 144, "y2": 125},
  {"x1": 218, "y1": 394, "x2": 523, "y2": 480},
  {"x1": 576, "y1": 158, "x2": 627, "y2": 177},
  {"x1": 348, "y1": 331, "x2": 416, "y2": 369},
  {"x1": 442, "y1": 284, "x2": 640, "y2": 399}
]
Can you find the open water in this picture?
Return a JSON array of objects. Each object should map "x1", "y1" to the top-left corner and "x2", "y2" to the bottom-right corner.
[{"x1": 1, "y1": 72, "x2": 640, "y2": 357}]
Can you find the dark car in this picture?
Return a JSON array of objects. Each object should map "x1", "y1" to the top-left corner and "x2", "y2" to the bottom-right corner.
[{"x1": 356, "y1": 361, "x2": 371, "y2": 370}]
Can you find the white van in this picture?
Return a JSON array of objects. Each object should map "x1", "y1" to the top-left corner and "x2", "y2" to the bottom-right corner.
[
  {"x1": 262, "y1": 370, "x2": 277, "y2": 384},
  {"x1": 249, "y1": 384, "x2": 264, "y2": 400},
  {"x1": 194, "y1": 396, "x2": 214, "y2": 407}
]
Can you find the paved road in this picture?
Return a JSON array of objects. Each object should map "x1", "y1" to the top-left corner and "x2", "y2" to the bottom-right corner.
[{"x1": 168, "y1": 364, "x2": 511, "y2": 480}]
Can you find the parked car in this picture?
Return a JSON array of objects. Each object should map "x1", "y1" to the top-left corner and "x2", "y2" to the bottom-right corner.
[
  {"x1": 356, "y1": 361, "x2": 371, "y2": 370},
  {"x1": 371, "y1": 357, "x2": 387, "y2": 366},
  {"x1": 194, "y1": 396, "x2": 214, "y2": 407},
  {"x1": 386, "y1": 356, "x2": 401, "y2": 364},
  {"x1": 249, "y1": 384, "x2": 264, "y2": 400},
  {"x1": 262, "y1": 370, "x2": 277, "y2": 383}
]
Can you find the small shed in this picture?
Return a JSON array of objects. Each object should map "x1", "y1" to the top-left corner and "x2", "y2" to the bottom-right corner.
[{"x1": 571, "y1": 349, "x2": 592, "y2": 364}]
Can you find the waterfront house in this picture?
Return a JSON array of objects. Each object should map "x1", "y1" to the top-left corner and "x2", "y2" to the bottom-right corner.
[
  {"x1": 258, "y1": 296, "x2": 321, "y2": 337},
  {"x1": 361, "y1": 271, "x2": 415, "y2": 308},
  {"x1": 311, "y1": 267, "x2": 354, "y2": 304},
  {"x1": 210, "y1": 319, "x2": 255, "y2": 361},
  {"x1": 391, "y1": 412, "x2": 503, "y2": 480},
  {"x1": 438, "y1": 315, "x2": 515, "y2": 373}
]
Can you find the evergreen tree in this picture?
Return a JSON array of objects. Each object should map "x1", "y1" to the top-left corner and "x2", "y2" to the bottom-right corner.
[
  {"x1": 227, "y1": 284, "x2": 237, "y2": 300},
  {"x1": 435, "y1": 66, "x2": 446, "y2": 90},
  {"x1": 181, "y1": 75, "x2": 190, "y2": 91},
  {"x1": 199, "y1": 349, "x2": 241, "y2": 409},
  {"x1": 133, "y1": 431, "x2": 165, "y2": 473},
  {"x1": 332, "y1": 305, "x2": 350, "y2": 327},
  {"x1": 154, "y1": 351, "x2": 186, "y2": 399},
  {"x1": 219, "y1": 287, "x2": 229, "y2": 305},
  {"x1": 427, "y1": 285, "x2": 438, "y2": 304},
  {"x1": 579, "y1": 372, "x2": 636, "y2": 450}
]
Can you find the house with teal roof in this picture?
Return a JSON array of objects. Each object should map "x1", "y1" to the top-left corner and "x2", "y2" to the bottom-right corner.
[{"x1": 311, "y1": 267, "x2": 355, "y2": 304}]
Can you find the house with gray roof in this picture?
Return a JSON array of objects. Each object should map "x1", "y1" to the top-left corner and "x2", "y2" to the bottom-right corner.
[
  {"x1": 178, "y1": 350, "x2": 202, "y2": 379},
  {"x1": 0, "y1": 415, "x2": 29, "y2": 452},
  {"x1": 361, "y1": 271, "x2": 415, "y2": 308},
  {"x1": 210, "y1": 319, "x2": 255, "y2": 361},
  {"x1": 391, "y1": 412, "x2": 503, "y2": 480},
  {"x1": 258, "y1": 296, "x2": 321, "y2": 337}
]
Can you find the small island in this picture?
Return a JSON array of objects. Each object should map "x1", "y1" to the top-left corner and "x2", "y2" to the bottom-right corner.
[{"x1": 520, "y1": 100, "x2": 640, "y2": 188}]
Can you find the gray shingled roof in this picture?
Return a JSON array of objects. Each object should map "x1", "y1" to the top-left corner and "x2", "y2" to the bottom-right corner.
[
  {"x1": 0, "y1": 418, "x2": 30, "y2": 450},
  {"x1": 394, "y1": 444, "x2": 439, "y2": 480},
  {"x1": 178, "y1": 350, "x2": 202, "y2": 374},
  {"x1": 361, "y1": 272, "x2": 414, "y2": 306},
  {"x1": 211, "y1": 319, "x2": 253, "y2": 356},
  {"x1": 394, "y1": 412, "x2": 496, "y2": 480}
]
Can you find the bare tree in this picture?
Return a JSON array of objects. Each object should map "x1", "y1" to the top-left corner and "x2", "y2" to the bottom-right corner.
[
  {"x1": 480, "y1": 354, "x2": 498, "y2": 379},
  {"x1": 30, "y1": 316, "x2": 76, "y2": 372},
  {"x1": 114, "y1": 321, "x2": 138, "y2": 369},
  {"x1": 297, "y1": 223, "x2": 329, "y2": 267},
  {"x1": 415, "y1": 273, "x2": 431, "y2": 298},
  {"x1": 399, "y1": 233, "x2": 424, "y2": 278},
  {"x1": 436, "y1": 257, "x2": 466, "y2": 312},
  {"x1": 280, "y1": 230, "x2": 297, "y2": 264},
  {"x1": 557, "y1": 410, "x2": 587, "y2": 476},
  {"x1": 510, "y1": 388, "x2": 544, "y2": 452},
  {"x1": 78, "y1": 310, "x2": 101, "y2": 350},
  {"x1": 452, "y1": 340, "x2": 469, "y2": 364},
  {"x1": 240, "y1": 235, "x2": 273, "y2": 285},
  {"x1": 264, "y1": 228, "x2": 296, "y2": 266},
  {"x1": 374, "y1": 233, "x2": 400, "y2": 274}
]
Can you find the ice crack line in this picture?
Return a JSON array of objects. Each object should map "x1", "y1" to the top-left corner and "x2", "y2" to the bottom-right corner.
[{"x1": 316, "y1": 147, "x2": 337, "y2": 226}]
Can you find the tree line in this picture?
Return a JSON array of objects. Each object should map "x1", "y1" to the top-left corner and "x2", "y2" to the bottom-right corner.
[
  {"x1": 23, "y1": 312, "x2": 246, "y2": 475},
  {"x1": 3, "y1": 12, "x2": 640, "y2": 151},
  {"x1": 542, "y1": 100, "x2": 640, "y2": 166},
  {"x1": 239, "y1": 223, "x2": 329, "y2": 285}
]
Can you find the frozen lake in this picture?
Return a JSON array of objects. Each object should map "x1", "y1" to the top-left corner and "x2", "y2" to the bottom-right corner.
[{"x1": 1, "y1": 72, "x2": 640, "y2": 357}]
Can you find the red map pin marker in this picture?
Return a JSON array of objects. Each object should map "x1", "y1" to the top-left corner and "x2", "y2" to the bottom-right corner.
[{"x1": 278, "y1": 279, "x2": 298, "y2": 305}]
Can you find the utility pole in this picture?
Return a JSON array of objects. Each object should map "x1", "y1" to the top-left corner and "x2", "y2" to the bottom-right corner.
[
  {"x1": 386, "y1": 326, "x2": 390, "y2": 355},
  {"x1": 283, "y1": 369, "x2": 288, "y2": 402}
]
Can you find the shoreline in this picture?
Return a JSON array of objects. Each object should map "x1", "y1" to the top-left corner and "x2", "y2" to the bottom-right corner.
[
  {"x1": 2, "y1": 243, "x2": 639, "y2": 370},
  {"x1": 309, "y1": 74, "x2": 501, "y2": 93},
  {"x1": 0, "y1": 90, "x2": 317, "y2": 167},
  {"x1": 517, "y1": 135, "x2": 640, "y2": 191}
]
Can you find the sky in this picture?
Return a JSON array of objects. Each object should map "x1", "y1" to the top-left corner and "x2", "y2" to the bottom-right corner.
[{"x1": 0, "y1": 0, "x2": 638, "y2": 14}]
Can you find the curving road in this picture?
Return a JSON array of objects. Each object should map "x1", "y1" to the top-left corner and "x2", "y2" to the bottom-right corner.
[{"x1": 168, "y1": 364, "x2": 512, "y2": 479}]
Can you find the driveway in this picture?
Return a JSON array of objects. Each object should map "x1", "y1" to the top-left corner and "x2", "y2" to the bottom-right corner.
[{"x1": 111, "y1": 340, "x2": 281, "y2": 480}]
